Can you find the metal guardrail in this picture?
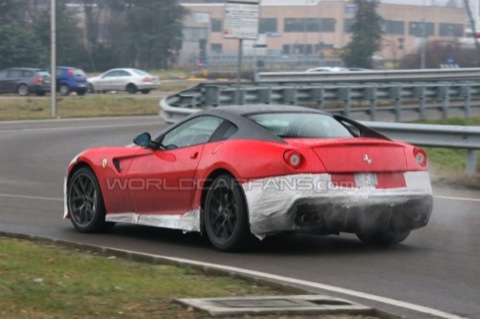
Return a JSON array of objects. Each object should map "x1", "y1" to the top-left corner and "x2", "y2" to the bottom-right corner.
[
  {"x1": 161, "y1": 80, "x2": 480, "y2": 122},
  {"x1": 254, "y1": 68, "x2": 480, "y2": 83}
]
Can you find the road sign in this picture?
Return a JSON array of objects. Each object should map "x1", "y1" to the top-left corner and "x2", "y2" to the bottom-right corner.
[{"x1": 223, "y1": 1, "x2": 260, "y2": 40}]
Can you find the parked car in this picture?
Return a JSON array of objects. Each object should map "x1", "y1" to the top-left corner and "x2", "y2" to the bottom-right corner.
[
  {"x1": 0, "y1": 68, "x2": 51, "y2": 96},
  {"x1": 64, "y1": 104, "x2": 433, "y2": 252},
  {"x1": 87, "y1": 68, "x2": 160, "y2": 94},
  {"x1": 53, "y1": 66, "x2": 88, "y2": 96}
]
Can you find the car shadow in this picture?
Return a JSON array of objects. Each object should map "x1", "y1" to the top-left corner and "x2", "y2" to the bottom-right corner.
[{"x1": 94, "y1": 225, "x2": 418, "y2": 256}]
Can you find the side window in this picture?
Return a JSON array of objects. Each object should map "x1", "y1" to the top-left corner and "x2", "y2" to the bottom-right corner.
[
  {"x1": 103, "y1": 71, "x2": 115, "y2": 78},
  {"x1": 160, "y1": 116, "x2": 224, "y2": 149},
  {"x1": 210, "y1": 120, "x2": 238, "y2": 142},
  {"x1": 7, "y1": 70, "x2": 21, "y2": 78},
  {"x1": 0, "y1": 70, "x2": 7, "y2": 79}
]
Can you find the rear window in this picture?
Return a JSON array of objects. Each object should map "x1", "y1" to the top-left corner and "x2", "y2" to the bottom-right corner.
[
  {"x1": 35, "y1": 71, "x2": 51, "y2": 79},
  {"x1": 131, "y1": 69, "x2": 150, "y2": 76},
  {"x1": 246, "y1": 112, "x2": 353, "y2": 138},
  {"x1": 71, "y1": 68, "x2": 86, "y2": 77}
]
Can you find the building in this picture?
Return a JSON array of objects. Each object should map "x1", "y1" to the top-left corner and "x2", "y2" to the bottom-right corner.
[{"x1": 179, "y1": 0, "x2": 466, "y2": 68}]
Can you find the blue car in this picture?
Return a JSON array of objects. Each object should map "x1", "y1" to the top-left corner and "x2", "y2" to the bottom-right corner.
[{"x1": 53, "y1": 66, "x2": 88, "y2": 96}]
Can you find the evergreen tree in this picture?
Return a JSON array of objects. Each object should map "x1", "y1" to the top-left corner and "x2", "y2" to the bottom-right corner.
[
  {"x1": 33, "y1": 0, "x2": 90, "y2": 69},
  {"x1": 106, "y1": 0, "x2": 186, "y2": 69},
  {"x1": 0, "y1": 0, "x2": 47, "y2": 69},
  {"x1": 341, "y1": 0, "x2": 383, "y2": 69}
]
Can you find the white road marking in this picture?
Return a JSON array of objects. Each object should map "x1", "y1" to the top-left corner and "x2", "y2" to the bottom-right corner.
[
  {"x1": 0, "y1": 115, "x2": 159, "y2": 125},
  {"x1": 112, "y1": 247, "x2": 469, "y2": 319},
  {"x1": 434, "y1": 195, "x2": 480, "y2": 202},
  {"x1": 0, "y1": 193, "x2": 62, "y2": 202},
  {"x1": 0, "y1": 193, "x2": 478, "y2": 203},
  {"x1": 0, "y1": 121, "x2": 162, "y2": 133}
]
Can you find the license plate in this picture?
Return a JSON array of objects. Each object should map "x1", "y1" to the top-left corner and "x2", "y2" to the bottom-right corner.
[{"x1": 355, "y1": 173, "x2": 378, "y2": 188}]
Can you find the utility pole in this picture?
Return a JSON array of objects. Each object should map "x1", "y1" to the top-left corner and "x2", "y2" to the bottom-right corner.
[
  {"x1": 463, "y1": 0, "x2": 480, "y2": 59},
  {"x1": 50, "y1": 0, "x2": 57, "y2": 118},
  {"x1": 420, "y1": 0, "x2": 426, "y2": 69}
]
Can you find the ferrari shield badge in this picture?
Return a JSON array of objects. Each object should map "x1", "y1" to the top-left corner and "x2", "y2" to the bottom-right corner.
[{"x1": 102, "y1": 158, "x2": 108, "y2": 168}]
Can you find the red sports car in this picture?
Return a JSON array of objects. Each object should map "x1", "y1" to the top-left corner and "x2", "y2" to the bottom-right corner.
[{"x1": 64, "y1": 105, "x2": 433, "y2": 251}]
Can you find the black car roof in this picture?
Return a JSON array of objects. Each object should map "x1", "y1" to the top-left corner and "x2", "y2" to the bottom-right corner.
[
  {"x1": 166, "y1": 104, "x2": 332, "y2": 144},
  {"x1": 204, "y1": 104, "x2": 328, "y2": 117}
]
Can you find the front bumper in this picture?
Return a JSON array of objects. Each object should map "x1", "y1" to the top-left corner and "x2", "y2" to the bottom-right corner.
[{"x1": 242, "y1": 171, "x2": 433, "y2": 238}]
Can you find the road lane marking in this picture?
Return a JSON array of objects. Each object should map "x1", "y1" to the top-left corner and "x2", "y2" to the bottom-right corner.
[
  {"x1": 434, "y1": 195, "x2": 480, "y2": 202},
  {"x1": 0, "y1": 121, "x2": 163, "y2": 133},
  {"x1": 0, "y1": 193, "x2": 62, "y2": 202},
  {"x1": 0, "y1": 193, "x2": 478, "y2": 204}
]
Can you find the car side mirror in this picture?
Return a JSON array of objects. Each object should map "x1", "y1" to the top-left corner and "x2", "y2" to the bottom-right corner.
[{"x1": 133, "y1": 132, "x2": 152, "y2": 148}]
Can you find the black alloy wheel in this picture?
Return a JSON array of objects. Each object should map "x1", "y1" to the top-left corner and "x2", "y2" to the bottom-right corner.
[
  {"x1": 67, "y1": 167, "x2": 113, "y2": 233},
  {"x1": 204, "y1": 175, "x2": 253, "y2": 252}
]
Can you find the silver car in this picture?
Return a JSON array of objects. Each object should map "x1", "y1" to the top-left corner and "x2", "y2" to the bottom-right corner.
[{"x1": 87, "y1": 68, "x2": 160, "y2": 94}]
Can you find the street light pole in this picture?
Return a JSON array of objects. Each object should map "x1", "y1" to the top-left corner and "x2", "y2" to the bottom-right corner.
[
  {"x1": 50, "y1": 0, "x2": 57, "y2": 118},
  {"x1": 420, "y1": 0, "x2": 426, "y2": 69}
]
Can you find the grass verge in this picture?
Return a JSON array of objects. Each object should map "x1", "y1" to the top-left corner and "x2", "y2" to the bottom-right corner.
[
  {"x1": 0, "y1": 96, "x2": 160, "y2": 120},
  {"x1": 415, "y1": 117, "x2": 480, "y2": 188},
  {"x1": 0, "y1": 236, "x2": 378, "y2": 319}
]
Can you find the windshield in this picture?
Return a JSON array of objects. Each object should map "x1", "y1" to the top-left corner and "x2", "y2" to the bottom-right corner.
[{"x1": 246, "y1": 112, "x2": 353, "y2": 138}]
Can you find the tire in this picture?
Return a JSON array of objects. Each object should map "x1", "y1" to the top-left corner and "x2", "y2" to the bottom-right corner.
[
  {"x1": 204, "y1": 174, "x2": 253, "y2": 252},
  {"x1": 67, "y1": 167, "x2": 114, "y2": 233},
  {"x1": 17, "y1": 84, "x2": 29, "y2": 96},
  {"x1": 59, "y1": 84, "x2": 70, "y2": 96},
  {"x1": 87, "y1": 83, "x2": 94, "y2": 94},
  {"x1": 140, "y1": 89, "x2": 151, "y2": 94},
  {"x1": 126, "y1": 84, "x2": 137, "y2": 94},
  {"x1": 356, "y1": 229, "x2": 411, "y2": 246}
]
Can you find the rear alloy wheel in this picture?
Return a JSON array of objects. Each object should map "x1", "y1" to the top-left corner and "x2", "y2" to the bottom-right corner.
[
  {"x1": 356, "y1": 229, "x2": 411, "y2": 246},
  {"x1": 17, "y1": 84, "x2": 29, "y2": 96},
  {"x1": 126, "y1": 84, "x2": 137, "y2": 94},
  {"x1": 204, "y1": 175, "x2": 252, "y2": 252},
  {"x1": 59, "y1": 84, "x2": 70, "y2": 96},
  {"x1": 67, "y1": 167, "x2": 114, "y2": 233}
]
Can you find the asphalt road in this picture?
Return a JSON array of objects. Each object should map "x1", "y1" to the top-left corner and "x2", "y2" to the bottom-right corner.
[{"x1": 0, "y1": 116, "x2": 478, "y2": 319}]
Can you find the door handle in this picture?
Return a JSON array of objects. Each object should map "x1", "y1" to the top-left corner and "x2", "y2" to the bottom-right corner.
[{"x1": 190, "y1": 152, "x2": 199, "y2": 159}]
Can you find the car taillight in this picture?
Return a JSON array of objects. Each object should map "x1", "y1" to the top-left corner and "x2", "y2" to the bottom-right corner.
[
  {"x1": 142, "y1": 77, "x2": 152, "y2": 82},
  {"x1": 33, "y1": 77, "x2": 42, "y2": 84},
  {"x1": 284, "y1": 150, "x2": 303, "y2": 169},
  {"x1": 414, "y1": 148, "x2": 427, "y2": 167}
]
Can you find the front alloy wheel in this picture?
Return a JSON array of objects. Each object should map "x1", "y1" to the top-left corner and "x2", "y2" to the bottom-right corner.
[
  {"x1": 204, "y1": 175, "x2": 253, "y2": 252},
  {"x1": 67, "y1": 167, "x2": 113, "y2": 233},
  {"x1": 59, "y1": 84, "x2": 70, "y2": 96}
]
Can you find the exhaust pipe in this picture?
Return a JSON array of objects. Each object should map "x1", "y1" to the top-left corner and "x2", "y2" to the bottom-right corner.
[{"x1": 312, "y1": 214, "x2": 323, "y2": 225}]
